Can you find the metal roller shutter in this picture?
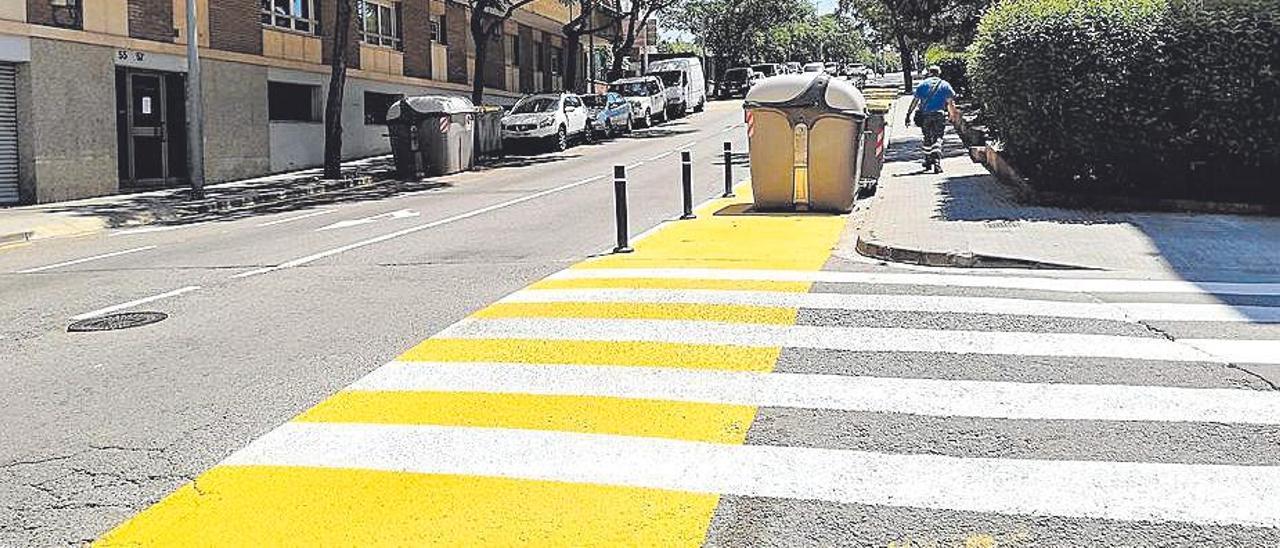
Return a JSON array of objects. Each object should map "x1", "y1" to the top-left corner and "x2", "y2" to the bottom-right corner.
[{"x1": 0, "y1": 63, "x2": 18, "y2": 205}]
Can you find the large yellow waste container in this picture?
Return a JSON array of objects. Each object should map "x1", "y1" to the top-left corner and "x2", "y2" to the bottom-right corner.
[{"x1": 744, "y1": 73, "x2": 867, "y2": 213}]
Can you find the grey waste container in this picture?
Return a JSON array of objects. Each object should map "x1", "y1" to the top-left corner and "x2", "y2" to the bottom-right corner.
[
  {"x1": 394, "y1": 95, "x2": 476, "y2": 176},
  {"x1": 473, "y1": 105, "x2": 505, "y2": 158},
  {"x1": 386, "y1": 100, "x2": 425, "y2": 179},
  {"x1": 744, "y1": 73, "x2": 867, "y2": 213},
  {"x1": 859, "y1": 108, "x2": 888, "y2": 183}
]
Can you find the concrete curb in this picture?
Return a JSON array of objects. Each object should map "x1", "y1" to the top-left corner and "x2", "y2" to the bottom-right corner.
[
  {"x1": 0, "y1": 176, "x2": 379, "y2": 246},
  {"x1": 854, "y1": 233, "x2": 1088, "y2": 270},
  {"x1": 178, "y1": 176, "x2": 377, "y2": 216}
]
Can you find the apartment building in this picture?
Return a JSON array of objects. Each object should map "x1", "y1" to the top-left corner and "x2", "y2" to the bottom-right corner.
[{"x1": 0, "y1": 0, "x2": 613, "y2": 205}]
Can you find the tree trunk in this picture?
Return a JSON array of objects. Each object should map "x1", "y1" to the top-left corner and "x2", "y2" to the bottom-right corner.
[
  {"x1": 608, "y1": 5, "x2": 641, "y2": 81},
  {"x1": 471, "y1": 16, "x2": 488, "y2": 105},
  {"x1": 895, "y1": 29, "x2": 914, "y2": 96},
  {"x1": 323, "y1": 0, "x2": 353, "y2": 180},
  {"x1": 564, "y1": 33, "x2": 582, "y2": 92}
]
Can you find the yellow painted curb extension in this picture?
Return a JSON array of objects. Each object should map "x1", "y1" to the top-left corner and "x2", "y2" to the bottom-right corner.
[{"x1": 96, "y1": 185, "x2": 847, "y2": 547}]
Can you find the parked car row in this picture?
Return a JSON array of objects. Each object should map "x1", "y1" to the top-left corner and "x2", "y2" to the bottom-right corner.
[
  {"x1": 500, "y1": 58, "x2": 709, "y2": 152},
  {"x1": 720, "y1": 59, "x2": 875, "y2": 99}
]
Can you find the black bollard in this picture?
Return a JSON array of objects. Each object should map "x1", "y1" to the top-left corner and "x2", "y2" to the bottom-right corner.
[
  {"x1": 680, "y1": 151, "x2": 695, "y2": 220},
  {"x1": 722, "y1": 142, "x2": 735, "y2": 198},
  {"x1": 613, "y1": 165, "x2": 633, "y2": 253}
]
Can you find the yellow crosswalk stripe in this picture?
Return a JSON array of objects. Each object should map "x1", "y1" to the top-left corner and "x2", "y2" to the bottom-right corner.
[
  {"x1": 297, "y1": 390, "x2": 757, "y2": 444},
  {"x1": 97, "y1": 467, "x2": 719, "y2": 546},
  {"x1": 474, "y1": 301, "x2": 798, "y2": 324},
  {"x1": 400, "y1": 338, "x2": 782, "y2": 371},
  {"x1": 529, "y1": 276, "x2": 813, "y2": 292}
]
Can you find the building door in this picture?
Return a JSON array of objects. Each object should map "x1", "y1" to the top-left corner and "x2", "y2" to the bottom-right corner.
[
  {"x1": 117, "y1": 69, "x2": 187, "y2": 188},
  {"x1": 0, "y1": 63, "x2": 18, "y2": 205}
]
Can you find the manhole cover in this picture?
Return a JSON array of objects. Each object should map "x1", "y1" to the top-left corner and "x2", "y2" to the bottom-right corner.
[{"x1": 68, "y1": 312, "x2": 168, "y2": 332}]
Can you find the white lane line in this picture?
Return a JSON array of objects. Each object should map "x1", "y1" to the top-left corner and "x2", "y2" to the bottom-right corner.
[
  {"x1": 223, "y1": 422, "x2": 1280, "y2": 528},
  {"x1": 623, "y1": 160, "x2": 645, "y2": 170},
  {"x1": 70, "y1": 286, "x2": 202, "y2": 321},
  {"x1": 231, "y1": 175, "x2": 607, "y2": 279},
  {"x1": 110, "y1": 225, "x2": 184, "y2": 237},
  {"x1": 16, "y1": 246, "x2": 157, "y2": 274},
  {"x1": 316, "y1": 209, "x2": 419, "y2": 231},
  {"x1": 676, "y1": 140, "x2": 698, "y2": 149},
  {"x1": 643, "y1": 152, "x2": 673, "y2": 162},
  {"x1": 1183, "y1": 339, "x2": 1280, "y2": 365},
  {"x1": 549, "y1": 268, "x2": 1280, "y2": 296},
  {"x1": 257, "y1": 209, "x2": 336, "y2": 227},
  {"x1": 353, "y1": 361, "x2": 1280, "y2": 425},
  {"x1": 437, "y1": 317, "x2": 1220, "y2": 363},
  {"x1": 501, "y1": 288, "x2": 1280, "y2": 323}
]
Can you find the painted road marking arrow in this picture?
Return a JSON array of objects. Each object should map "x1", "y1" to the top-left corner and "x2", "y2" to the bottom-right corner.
[{"x1": 316, "y1": 209, "x2": 420, "y2": 231}]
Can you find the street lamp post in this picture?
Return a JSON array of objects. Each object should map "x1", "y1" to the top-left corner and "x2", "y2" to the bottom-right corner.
[{"x1": 185, "y1": 0, "x2": 205, "y2": 199}]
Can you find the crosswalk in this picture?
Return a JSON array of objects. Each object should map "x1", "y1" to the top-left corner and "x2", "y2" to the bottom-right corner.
[{"x1": 96, "y1": 188, "x2": 1280, "y2": 546}]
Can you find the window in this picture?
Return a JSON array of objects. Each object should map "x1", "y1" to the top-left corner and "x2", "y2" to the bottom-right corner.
[
  {"x1": 364, "y1": 91, "x2": 403, "y2": 125},
  {"x1": 536, "y1": 42, "x2": 545, "y2": 72},
  {"x1": 550, "y1": 46, "x2": 563, "y2": 76},
  {"x1": 510, "y1": 35, "x2": 520, "y2": 67},
  {"x1": 360, "y1": 0, "x2": 402, "y2": 49},
  {"x1": 430, "y1": 14, "x2": 447, "y2": 45},
  {"x1": 268, "y1": 82, "x2": 321, "y2": 122},
  {"x1": 261, "y1": 0, "x2": 319, "y2": 34},
  {"x1": 48, "y1": 0, "x2": 83, "y2": 29}
]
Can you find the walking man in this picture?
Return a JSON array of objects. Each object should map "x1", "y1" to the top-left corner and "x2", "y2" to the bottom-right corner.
[{"x1": 904, "y1": 65, "x2": 958, "y2": 173}]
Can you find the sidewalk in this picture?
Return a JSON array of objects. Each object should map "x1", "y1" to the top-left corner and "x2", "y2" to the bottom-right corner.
[
  {"x1": 849, "y1": 97, "x2": 1280, "y2": 277},
  {"x1": 0, "y1": 156, "x2": 395, "y2": 245}
]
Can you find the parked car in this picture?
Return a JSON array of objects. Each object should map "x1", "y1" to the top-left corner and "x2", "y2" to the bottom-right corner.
[
  {"x1": 608, "y1": 76, "x2": 666, "y2": 128},
  {"x1": 783, "y1": 61, "x2": 802, "y2": 74},
  {"x1": 647, "y1": 56, "x2": 708, "y2": 115},
  {"x1": 719, "y1": 67, "x2": 761, "y2": 99},
  {"x1": 825, "y1": 62, "x2": 840, "y2": 74},
  {"x1": 652, "y1": 70, "x2": 688, "y2": 118},
  {"x1": 582, "y1": 92, "x2": 632, "y2": 138},
  {"x1": 802, "y1": 62, "x2": 825, "y2": 73},
  {"x1": 501, "y1": 92, "x2": 589, "y2": 151},
  {"x1": 752, "y1": 63, "x2": 782, "y2": 78}
]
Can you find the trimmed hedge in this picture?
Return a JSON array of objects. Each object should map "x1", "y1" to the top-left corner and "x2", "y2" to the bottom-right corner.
[
  {"x1": 969, "y1": 0, "x2": 1280, "y2": 201},
  {"x1": 925, "y1": 46, "x2": 970, "y2": 97}
]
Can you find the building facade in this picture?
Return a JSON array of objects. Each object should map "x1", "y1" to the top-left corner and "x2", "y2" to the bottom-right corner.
[{"x1": 0, "y1": 0, "x2": 607, "y2": 205}]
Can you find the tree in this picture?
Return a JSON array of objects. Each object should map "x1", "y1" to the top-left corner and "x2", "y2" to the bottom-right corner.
[
  {"x1": 469, "y1": 0, "x2": 540, "y2": 104},
  {"x1": 663, "y1": 0, "x2": 812, "y2": 92},
  {"x1": 608, "y1": 0, "x2": 677, "y2": 80},
  {"x1": 323, "y1": 0, "x2": 354, "y2": 180},
  {"x1": 561, "y1": 0, "x2": 623, "y2": 91},
  {"x1": 840, "y1": 0, "x2": 988, "y2": 93}
]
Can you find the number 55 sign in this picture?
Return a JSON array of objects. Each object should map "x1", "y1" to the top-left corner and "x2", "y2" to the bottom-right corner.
[{"x1": 113, "y1": 49, "x2": 188, "y2": 73}]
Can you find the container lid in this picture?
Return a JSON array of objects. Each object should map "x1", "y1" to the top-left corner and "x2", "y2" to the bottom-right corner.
[
  {"x1": 744, "y1": 73, "x2": 866, "y2": 117},
  {"x1": 388, "y1": 95, "x2": 475, "y2": 121}
]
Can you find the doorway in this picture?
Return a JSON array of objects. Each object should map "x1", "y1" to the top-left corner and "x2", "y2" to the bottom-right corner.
[{"x1": 116, "y1": 68, "x2": 187, "y2": 188}]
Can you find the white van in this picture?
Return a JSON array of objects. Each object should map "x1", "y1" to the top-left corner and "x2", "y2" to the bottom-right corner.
[{"x1": 646, "y1": 57, "x2": 707, "y2": 117}]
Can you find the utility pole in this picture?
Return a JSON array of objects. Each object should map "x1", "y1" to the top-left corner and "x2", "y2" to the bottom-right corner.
[{"x1": 185, "y1": 0, "x2": 205, "y2": 199}]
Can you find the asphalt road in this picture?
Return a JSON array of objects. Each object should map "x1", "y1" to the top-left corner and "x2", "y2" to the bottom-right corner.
[{"x1": 0, "y1": 99, "x2": 749, "y2": 545}]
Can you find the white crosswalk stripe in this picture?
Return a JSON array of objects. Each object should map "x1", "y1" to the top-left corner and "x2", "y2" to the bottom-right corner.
[
  {"x1": 226, "y1": 422, "x2": 1280, "y2": 528},
  {"x1": 503, "y1": 287, "x2": 1280, "y2": 323},
  {"x1": 352, "y1": 361, "x2": 1280, "y2": 424},
  {"x1": 440, "y1": 317, "x2": 1253, "y2": 363},
  {"x1": 549, "y1": 267, "x2": 1280, "y2": 296}
]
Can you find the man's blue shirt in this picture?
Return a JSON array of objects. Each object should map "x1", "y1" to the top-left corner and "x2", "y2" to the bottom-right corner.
[{"x1": 914, "y1": 77, "x2": 955, "y2": 112}]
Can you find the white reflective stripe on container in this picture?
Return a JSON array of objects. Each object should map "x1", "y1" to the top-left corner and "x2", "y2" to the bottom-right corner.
[{"x1": 0, "y1": 63, "x2": 18, "y2": 205}]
